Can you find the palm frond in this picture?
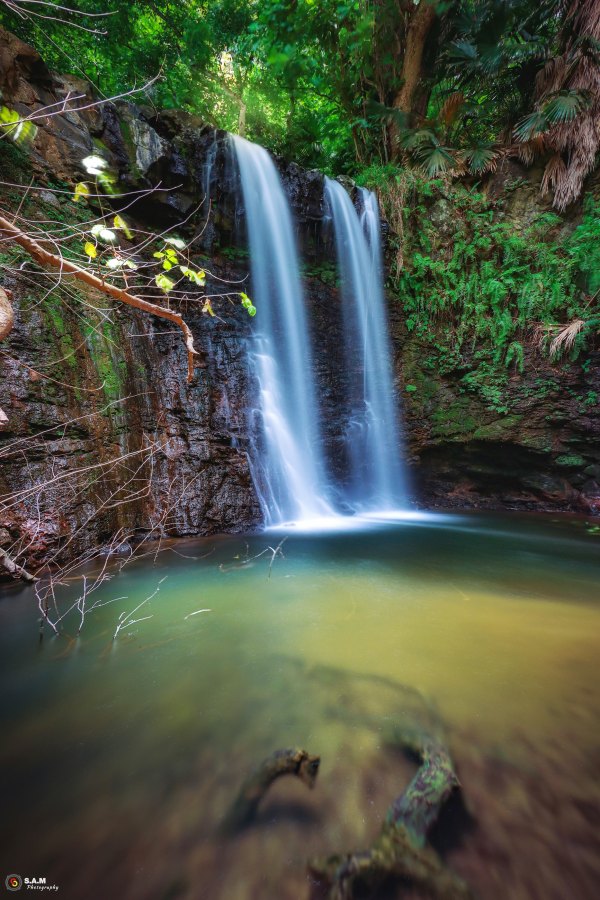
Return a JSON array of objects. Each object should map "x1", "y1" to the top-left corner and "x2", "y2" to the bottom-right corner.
[
  {"x1": 543, "y1": 89, "x2": 591, "y2": 124},
  {"x1": 415, "y1": 144, "x2": 456, "y2": 176},
  {"x1": 513, "y1": 134, "x2": 547, "y2": 164},
  {"x1": 448, "y1": 40, "x2": 479, "y2": 67},
  {"x1": 464, "y1": 143, "x2": 500, "y2": 174},
  {"x1": 439, "y1": 92, "x2": 465, "y2": 127},
  {"x1": 549, "y1": 318, "x2": 586, "y2": 358},
  {"x1": 514, "y1": 110, "x2": 549, "y2": 141},
  {"x1": 401, "y1": 128, "x2": 439, "y2": 150},
  {"x1": 541, "y1": 154, "x2": 568, "y2": 195},
  {"x1": 478, "y1": 45, "x2": 505, "y2": 74}
]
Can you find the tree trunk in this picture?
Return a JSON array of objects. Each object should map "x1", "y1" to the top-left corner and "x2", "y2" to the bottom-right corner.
[
  {"x1": 389, "y1": 0, "x2": 437, "y2": 157},
  {"x1": 238, "y1": 99, "x2": 247, "y2": 137}
]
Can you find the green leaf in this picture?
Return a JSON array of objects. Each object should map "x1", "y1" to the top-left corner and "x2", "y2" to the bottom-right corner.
[
  {"x1": 0, "y1": 105, "x2": 19, "y2": 128},
  {"x1": 155, "y1": 273, "x2": 175, "y2": 293},
  {"x1": 464, "y1": 144, "x2": 499, "y2": 175},
  {"x1": 0, "y1": 105, "x2": 37, "y2": 146},
  {"x1": 448, "y1": 40, "x2": 478, "y2": 65},
  {"x1": 180, "y1": 266, "x2": 206, "y2": 286},
  {"x1": 401, "y1": 128, "x2": 439, "y2": 151},
  {"x1": 405, "y1": 384, "x2": 417, "y2": 392},
  {"x1": 97, "y1": 170, "x2": 117, "y2": 195}
]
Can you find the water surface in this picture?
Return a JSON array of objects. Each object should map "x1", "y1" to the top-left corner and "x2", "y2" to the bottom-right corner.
[{"x1": 1, "y1": 512, "x2": 599, "y2": 899}]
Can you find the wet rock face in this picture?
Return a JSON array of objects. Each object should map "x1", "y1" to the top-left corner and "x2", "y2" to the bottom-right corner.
[
  {"x1": 0, "y1": 29, "x2": 263, "y2": 567},
  {"x1": 391, "y1": 316, "x2": 600, "y2": 516},
  {"x1": 0, "y1": 253, "x2": 262, "y2": 567}
]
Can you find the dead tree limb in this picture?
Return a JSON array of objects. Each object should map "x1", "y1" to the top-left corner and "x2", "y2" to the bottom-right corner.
[
  {"x1": 223, "y1": 747, "x2": 320, "y2": 834},
  {"x1": 309, "y1": 730, "x2": 473, "y2": 900},
  {"x1": 0, "y1": 528, "x2": 37, "y2": 582},
  {"x1": 0, "y1": 213, "x2": 201, "y2": 382}
]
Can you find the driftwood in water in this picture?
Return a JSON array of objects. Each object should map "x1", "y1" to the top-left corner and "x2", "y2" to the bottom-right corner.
[
  {"x1": 309, "y1": 730, "x2": 473, "y2": 900},
  {"x1": 0, "y1": 528, "x2": 37, "y2": 582},
  {"x1": 223, "y1": 747, "x2": 320, "y2": 833}
]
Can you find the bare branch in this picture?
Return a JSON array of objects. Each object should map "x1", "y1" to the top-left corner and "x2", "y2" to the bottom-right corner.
[{"x1": 0, "y1": 213, "x2": 202, "y2": 381}]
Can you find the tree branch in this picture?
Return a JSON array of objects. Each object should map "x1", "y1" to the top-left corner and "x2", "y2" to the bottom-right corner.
[{"x1": 0, "y1": 213, "x2": 202, "y2": 381}]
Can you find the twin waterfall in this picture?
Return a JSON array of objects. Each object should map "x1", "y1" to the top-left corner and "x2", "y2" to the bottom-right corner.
[{"x1": 231, "y1": 135, "x2": 406, "y2": 526}]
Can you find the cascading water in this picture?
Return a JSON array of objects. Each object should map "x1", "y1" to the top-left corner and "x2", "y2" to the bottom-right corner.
[
  {"x1": 324, "y1": 178, "x2": 407, "y2": 510},
  {"x1": 231, "y1": 134, "x2": 333, "y2": 525},
  {"x1": 202, "y1": 131, "x2": 218, "y2": 213}
]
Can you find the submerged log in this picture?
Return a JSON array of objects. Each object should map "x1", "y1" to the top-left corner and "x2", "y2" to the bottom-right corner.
[
  {"x1": 223, "y1": 747, "x2": 320, "y2": 833},
  {"x1": 309, "y1": 730, "x2": 473, "y2": 900},
  {"x1": 0, "y1": 528, "x2": 37, "y2": 582}
]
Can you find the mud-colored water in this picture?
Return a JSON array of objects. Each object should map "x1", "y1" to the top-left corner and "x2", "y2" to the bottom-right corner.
[{"x1": 1, "y1": 512, "x2": 599, "y2": 899}]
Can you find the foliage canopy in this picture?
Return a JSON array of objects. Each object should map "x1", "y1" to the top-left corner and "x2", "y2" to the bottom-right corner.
[{"x1": 2, "y1": 0, "x2": 597, "y2": 200}]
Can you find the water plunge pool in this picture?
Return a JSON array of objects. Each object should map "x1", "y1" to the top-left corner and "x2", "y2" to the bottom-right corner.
[{"x1": 1, "y1": 512, "x2": 599, "y2": 899}]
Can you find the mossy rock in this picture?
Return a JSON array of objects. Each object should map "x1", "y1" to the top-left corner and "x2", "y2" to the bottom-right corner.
[
  {"x1": 472, "y1": 415, "x2": 523, "y2": 441},
  {"x1": 555, "y1": 454, "x2": 586, "y2": 467}
]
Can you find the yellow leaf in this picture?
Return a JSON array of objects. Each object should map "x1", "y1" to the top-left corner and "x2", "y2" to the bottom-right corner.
[
  {"x1": 113, "y1": 214, "x2": 133, "y2": 240},
  {"x1": 73, "y1": 182, "x2": 90, "y2": 203},
  {"x1": 84, "y1": 241, "x2": 97, "y2": 259}
]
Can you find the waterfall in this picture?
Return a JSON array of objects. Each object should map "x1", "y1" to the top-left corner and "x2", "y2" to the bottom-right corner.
[
  {"x1": 202, "y1": 131, "x2": 218, "y2": 213},
  {"x1": 324, "y1": 178, "x2": 407, "y2": 510},
  {"x1": 230, "y1": 134, "x2": 333, "y2": 524}
]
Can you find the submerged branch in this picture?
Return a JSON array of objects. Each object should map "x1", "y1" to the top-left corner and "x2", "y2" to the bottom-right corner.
[
  {"x1": 309, "y1": 729, "x2": 473, "y2": 900},
  {"x1": 0, "y1": 534, "x2": 37, "y2": 582},
  {"x1": 222, "y1": 747, "x2": 320, "y2": 834}
]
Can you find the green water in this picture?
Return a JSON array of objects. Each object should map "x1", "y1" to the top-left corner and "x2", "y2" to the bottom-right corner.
[{"x1": 1, "y1": 512, "x2": 599, "y2": 899}]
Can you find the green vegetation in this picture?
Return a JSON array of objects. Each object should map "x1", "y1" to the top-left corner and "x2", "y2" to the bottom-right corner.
[
  {"x1": 388, "y1": 178, "x2": 600, "y2": 356},
  {"x1": 365, "y1": 171, "x2": 600, "y2": 412},
  {"x1": 2, "y1": 1, "x2": 597, "y2": 204}
]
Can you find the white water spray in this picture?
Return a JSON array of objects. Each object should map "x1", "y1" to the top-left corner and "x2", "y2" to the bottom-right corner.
[
  {"x1": 324, "y1": 178, "x2": 407, "y2": 510},
  {"x1": 231, "y1": 135, "x2": 333, "y2": 524}
]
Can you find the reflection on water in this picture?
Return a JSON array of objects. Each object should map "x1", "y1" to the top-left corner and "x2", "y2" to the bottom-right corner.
[{"x1": 1, "y1": 512, "x2": 599, "y2": 899}]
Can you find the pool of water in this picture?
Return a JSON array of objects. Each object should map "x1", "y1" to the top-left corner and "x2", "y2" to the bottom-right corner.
[{"x1": 1, "y1": 511, "x2": 599, "y2": 899}]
